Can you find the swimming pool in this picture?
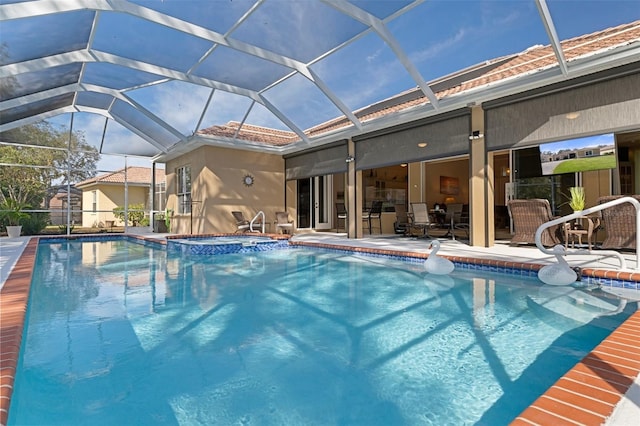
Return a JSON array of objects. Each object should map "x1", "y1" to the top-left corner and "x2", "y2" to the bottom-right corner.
[{"x1": 8, "y1": 239, "x2": 634, "y2": 425}]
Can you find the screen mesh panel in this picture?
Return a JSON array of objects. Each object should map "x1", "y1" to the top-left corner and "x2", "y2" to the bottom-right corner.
[
  {"x1": 485, "y1": 70, "x2": 640, "y2": 150},
  {"x1": 354, "y1": 111, "x2": 470, "y2": 170},
  {"x1": 285, "y1": 141, "x2": 348, "y2": 180}
]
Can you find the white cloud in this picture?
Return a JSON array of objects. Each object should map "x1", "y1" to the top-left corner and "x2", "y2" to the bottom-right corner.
[
  {"x1": 410, "y1": 28, "x2": 467, "y2": 64},
  {"x1": 153, "y1": 81, "x2": 211, "y2": 135}
]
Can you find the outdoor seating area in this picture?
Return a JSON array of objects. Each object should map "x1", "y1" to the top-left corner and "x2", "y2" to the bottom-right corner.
[
  {"x1": 507, "y1": 199, "x2": 564, "y2": 247},
  {"x1": 231, "y1": 211, "x2": 252, "y2": 233},
  {"x1": 407, "y1": 203, "x2": 437, "y2": 238},
  {"x1": 274, "y1": 211, "x2": 295, "y2": 235},
  {"x1": 232, "y1": 210, "x2": 296, "y2": 234},
  {"x1": 506, "y1": 196, "x2": 640, "y2": 252},
  {"x1": 362, "y1": 200, "x2": 383, "y2": 234},
  {"x1": 394, "y1": 203, "x2": 411, "y2": 235},
  {"x1": 598, "y1": 195, "x2": 640, "y2": 250},
  {"x1": 335, "y1": 203, "x2": 348, "y2": 233},
  {"x1": 564, "y1": 215, "x2": 601, "y2": 250}
]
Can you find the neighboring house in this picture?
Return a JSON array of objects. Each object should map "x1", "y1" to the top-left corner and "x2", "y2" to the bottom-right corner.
[
  {"x1": 540, "y1": 144, "x2": 615, "y2": 162},
  {"x1": 76, "y1": 167, "x2": 165, "y2": 228},
  {"x1": 48, "y1": 186, "x2": 82, "y2": 226}
]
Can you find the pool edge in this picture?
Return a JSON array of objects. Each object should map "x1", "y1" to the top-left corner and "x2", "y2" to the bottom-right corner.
[{"x1": 0, "y1": 238, "x2": 37, "y2": 426}]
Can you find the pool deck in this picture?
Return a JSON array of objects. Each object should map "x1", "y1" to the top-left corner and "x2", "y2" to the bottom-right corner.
[{"x1": 1, "y1": 233, "x2": 639, "y2": 425}]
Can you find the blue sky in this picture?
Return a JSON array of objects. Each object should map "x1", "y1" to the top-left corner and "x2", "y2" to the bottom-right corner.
[
  {"x1": 540, "y1": 134, "x2": 616, "y2": 154},
  {"x1": 32, "y1": 0, "x2": 639, "y2": 173}
]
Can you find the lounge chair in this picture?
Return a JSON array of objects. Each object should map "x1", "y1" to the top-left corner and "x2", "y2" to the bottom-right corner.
[
  {"x1": 274, "y1": 211, "x2": 295, "y2": 235},
  {"x1": 232, "y1": 211, "x2": 251, "y2": 233},
  {"x1": 335, "y1": 202, "x2": 348, "y2": 232},
  {"x1": 507, "y1": 199, "x2": 563, "y2": 247},
  {"x1": 597, "y1": 195, "x2": 640, "y2": 250},
  {"x1": 409, "y1": 202, "x2": 436, "y2": 238},
  {"x1": 363, "y1": 200, "x2": 383, "y2": 234}
]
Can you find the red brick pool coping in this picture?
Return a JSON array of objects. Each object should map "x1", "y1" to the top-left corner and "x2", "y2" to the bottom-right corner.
[
  {"x1": 1, "y1": 236, "x2": 638, "y2": 425},
  {"x1": 0, "y1": 238, "x2": 37, "y2": 426}
]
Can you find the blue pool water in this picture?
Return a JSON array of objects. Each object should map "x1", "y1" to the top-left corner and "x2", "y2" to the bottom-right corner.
[{"x1": 9, "y1": 239, "x2": 633, "y2": 425}]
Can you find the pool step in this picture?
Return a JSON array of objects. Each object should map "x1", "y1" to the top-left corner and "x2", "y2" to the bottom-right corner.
[{"x1": 527, "y1": 287, "x2": 621, "y2": 324}]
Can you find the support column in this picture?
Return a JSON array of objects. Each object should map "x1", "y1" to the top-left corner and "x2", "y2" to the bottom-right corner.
[
  {"x1": 151, "y1": 162, "x2": 157, "y2": 230},
  {"x1": 347, "y1": 138, "x2": 361, "y2": 238},
  {"x1": 469, "y1": 106, "x2": 494, "y2": 247}
]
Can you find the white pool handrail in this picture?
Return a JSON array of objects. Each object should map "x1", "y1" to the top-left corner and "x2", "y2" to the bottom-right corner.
[
  {"x1": 534, "y1": 196, "x2": 640, "y2": 271},
  {"x1": 250, "y1": 211, "x2": 265, "y2": 233}
]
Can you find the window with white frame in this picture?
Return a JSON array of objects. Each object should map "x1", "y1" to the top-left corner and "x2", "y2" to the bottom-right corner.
[
  {"x1": 155, "y1": 181, "x2": 166, "y2": 212},
  {"x1": 176, "y1": 166, "x2": 191, "y2": 214},
  {"x1": 92, "y1": 190, "x2": 97, "y2": 213}
]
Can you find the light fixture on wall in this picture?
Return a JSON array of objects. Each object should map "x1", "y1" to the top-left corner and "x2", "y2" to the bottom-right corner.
[
  {"x1": 400, "y1": 163, "x2": 408, "y2": 167},
  {"x1": 501, "y1": 166, "x2": 511, "y2": 177},
  {"x1": 417, "y1": 142, "x2": 428, "y2": 148},
  {"x1": 469, "y1": 130, "x2": 484, "y2": 140},
  {"x1": 565, "y1": 112, "x2": 580, "y2": 120},
  {"x1": 345, "y1": 155, "x2": 355, "y2": 163}
]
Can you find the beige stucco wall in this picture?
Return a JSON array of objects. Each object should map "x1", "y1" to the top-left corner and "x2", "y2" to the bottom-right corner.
[
  {"x1": 582, "y1": 169, "x2": 614, "y2": 207},
  {"x1": 166, "y1": 146, "x2": 286, "y2": 234},
  {"x1": 81, "y1": 184, "x2": 149, "y2": 227}
]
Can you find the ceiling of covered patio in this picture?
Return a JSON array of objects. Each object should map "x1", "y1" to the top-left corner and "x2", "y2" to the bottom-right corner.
[{"x1": 1, "y1": 0, "x2": 639, "y2": 163}]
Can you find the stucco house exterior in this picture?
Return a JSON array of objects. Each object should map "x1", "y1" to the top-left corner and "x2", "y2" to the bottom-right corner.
[
  {"x1": 160, "y1": 21, "x2": 640, "y2": 244},
  {"x1": 76, "y1": 167, "x2": 165, "y2": 228},
  {"x1": 48, "y1": 186, "x2": 82, "y2": 226}
]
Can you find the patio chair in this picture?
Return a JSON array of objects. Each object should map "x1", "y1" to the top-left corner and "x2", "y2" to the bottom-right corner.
[
  {"x1": 442, "y1": 203, "x2": 469, "y2": 240},
  {"x1": 597, "y1": 195, "x2": 640, "y2": 250},
  {"x1": 409, "y1": 202, "x2": 436, "y2": 238},
  {"x1": 335, "y1": 202, "x2": 348, "y2": 232},
  {"x1": 274, "y1": 211, "x2": 295, "y2": 235},
  {"x1": 394, "y1": 204, "x2": 411, "y2": 235},
  {"x1": 363, "y1": 200, "x2": 383, "y2": 234},
  {"x1": 231, "y1": 211, "x2": 251, "y2": 233},
  {"x1": 507, "y1": 199, "x2": 563, "y2": 247}
]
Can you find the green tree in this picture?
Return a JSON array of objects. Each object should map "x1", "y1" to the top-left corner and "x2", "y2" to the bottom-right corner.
[{"x1": 0, "y1": 122, "x2": 99, "y2": 207}]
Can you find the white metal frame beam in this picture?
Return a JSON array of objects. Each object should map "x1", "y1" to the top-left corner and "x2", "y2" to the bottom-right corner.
[{"x1": 535, "y1": 0, "x2": 568, "y2": 76}]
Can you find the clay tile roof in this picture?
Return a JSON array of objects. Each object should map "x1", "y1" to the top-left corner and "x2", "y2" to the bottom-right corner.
[
  {"x1": 198, "y1": 121, "x2": 298, "y2": 146},
  {"x1": 198, "y1": 19, "x2": 640, "y2": 147},
  {"x1": 76, "y1": 167, "x2": 165, "y2": 187}
]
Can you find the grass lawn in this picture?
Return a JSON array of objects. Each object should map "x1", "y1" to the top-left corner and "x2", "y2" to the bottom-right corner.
[{"x1": 552, "y1": 155, "x2": 617, "y2": 174}]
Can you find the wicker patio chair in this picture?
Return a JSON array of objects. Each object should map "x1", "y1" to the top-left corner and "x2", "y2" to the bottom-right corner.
[
  {"x1": 597, "y1": 195, "x2": 640, "y2": 250},
  {"x1": 507, "y1": 199, "x2": 563, "y2": 247}
]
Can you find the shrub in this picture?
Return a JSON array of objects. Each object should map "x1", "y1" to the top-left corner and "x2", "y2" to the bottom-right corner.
[
  {"x1": 21, "y1": 212, "x2": 49, "y2": 235},
  {"x1": 113, "y1": 203, "x2": 146, "y2": 226}
]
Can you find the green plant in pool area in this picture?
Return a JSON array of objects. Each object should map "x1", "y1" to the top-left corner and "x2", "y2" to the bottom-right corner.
[
  {"x1": 58, "y1": 223, "x2": 75, "y2": 234},
  {"x1": 165, "y1": 208, "x2": 173, "y2": 232},
  {"x1": 0, "y1": 198, "x2": 31, "y2": 227},
  {"x1": 568, "y1": 186, "x2": 585, "y2": 211}
]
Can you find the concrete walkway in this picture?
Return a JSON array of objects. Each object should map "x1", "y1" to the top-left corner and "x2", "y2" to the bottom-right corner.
[{"x1": 0, "y1": 236, "x2": 28, "y2": 291}]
